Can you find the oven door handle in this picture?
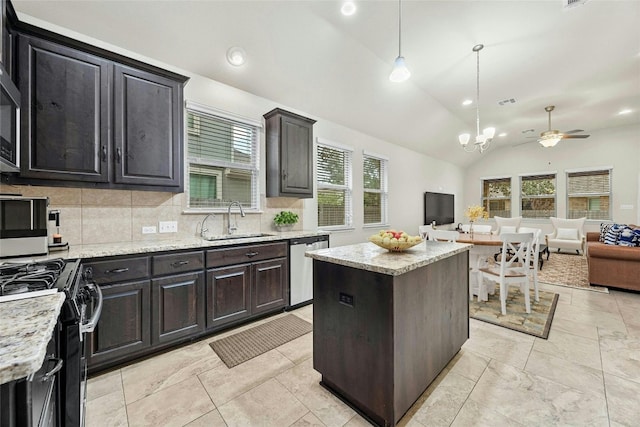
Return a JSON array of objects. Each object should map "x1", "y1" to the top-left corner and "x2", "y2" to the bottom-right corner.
[
  {"x1": 41, "y1": 357, "x2": 64, "y2": 383},
  {"x1": 81, "y1": 283, "x2": 103, "y2": 334}
]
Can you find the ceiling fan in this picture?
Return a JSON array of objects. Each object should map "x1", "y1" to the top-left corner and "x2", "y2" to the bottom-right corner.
[{"x1": 534, "y1": 105, "x2": 590, "y2": 147}]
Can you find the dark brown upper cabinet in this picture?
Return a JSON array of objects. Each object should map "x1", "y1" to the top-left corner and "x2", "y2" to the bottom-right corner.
[
  {"x1": 17, "y1": 34, "x2": 111, "y2": 183},
  {"x1": 113, "y1": 64, "x2": 182, "y2": 187},
  {"x1": 12, "y1": 25, "x2": 187, "y2": 192},
  {"x1": 264, "y1": 108, "x2": 316, "y2": 198}
]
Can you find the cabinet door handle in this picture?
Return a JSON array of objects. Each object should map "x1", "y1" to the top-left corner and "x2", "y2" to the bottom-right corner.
[
  {"x1": 106, "y1": 267, "x2": 129, "y2": 274},
  {"x1": 282, "y1": 170, "x2": 287, "y2": 180},
  {"x1": 101, "y1": 145, "x2": 107, "y2": 162},
  {"x1": 246, "y1": 251, "x2": 259, "y2": 258},
  {"x1": 116, "y1": 147, "x2": 122, "y2": 163},
  {"x1": 171, "y1": 260, "x2": 190, "y2": 267}
]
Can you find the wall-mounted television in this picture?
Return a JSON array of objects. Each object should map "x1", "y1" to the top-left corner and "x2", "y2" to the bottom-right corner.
[{"x1": 424, "y1": 192, "x2": 455, "y2": 225}]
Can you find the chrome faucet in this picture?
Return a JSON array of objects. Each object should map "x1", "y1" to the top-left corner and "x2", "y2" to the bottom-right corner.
[
  {"x1": 199, "y1": 213, "x2": 215, "y2": 238},
  {"x1": 227, "y1": 201, "x2": 246, "y2": 234}
]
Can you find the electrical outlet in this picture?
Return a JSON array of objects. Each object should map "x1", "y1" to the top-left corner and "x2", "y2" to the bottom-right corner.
[
  {"x1": 158, "y1": 221, "x2": 178, "y2": 233},
  {"x1": 142, "y1": 226, "x2": 157, "y2": 234}
]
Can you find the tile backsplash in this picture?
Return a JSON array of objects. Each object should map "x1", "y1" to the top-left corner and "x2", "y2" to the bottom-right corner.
[{"x1": 0, "y1": 184, "x2": 303, "y2": 246}]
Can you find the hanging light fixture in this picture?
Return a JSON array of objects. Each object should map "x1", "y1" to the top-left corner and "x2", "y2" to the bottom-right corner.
[
  {"x1": 389, "y1": 0, "x2": 410, "y2": 82},
  {"x1": 538, "y1": 106, "x2": 562, "y2": 147},
  {"x1": 458, "y1": 44, "x2": 495, "y2": 153}
]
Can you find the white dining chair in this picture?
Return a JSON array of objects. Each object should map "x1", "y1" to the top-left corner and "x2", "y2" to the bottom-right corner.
[
  {"x1": 418, "y1": 225, "x2": 431, "y2": 239},
  {"x1": 428, "y1": 230, "x2": 459, "y2": 242},
  {"x1": 479, "y1": 232, "x2": 534, "y2": 315},
  {"x1": 518, "y1": 227, "x2": 542, "y2": 302}
]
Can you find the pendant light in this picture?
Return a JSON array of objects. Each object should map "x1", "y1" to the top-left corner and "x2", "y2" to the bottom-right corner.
[
  {"x1": 458, "y1": 44, "x2": 495, "y2": 153},
  {"x1": 389, "y1": 0, "x2": 410, "y2": 82}
]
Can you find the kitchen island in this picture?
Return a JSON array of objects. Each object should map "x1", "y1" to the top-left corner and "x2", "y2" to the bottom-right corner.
[{"x1": 307, "y1": 241, "x2": 471, "y2": 427}]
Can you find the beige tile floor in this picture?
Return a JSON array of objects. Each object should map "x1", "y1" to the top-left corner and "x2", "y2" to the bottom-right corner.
[{"x1": 86, "y1": 282, "x2": 640, "y2": 427}]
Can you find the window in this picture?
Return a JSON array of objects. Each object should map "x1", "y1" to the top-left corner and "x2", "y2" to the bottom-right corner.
[
  {"x1": 481, "y1": 177, "x2": 511, "y2": 218},
  {"x1": 567, "y1": 169, "x2": 611, "y2": 220},
  {"x1": 363, "y1": 153, "x2": 388, "y2": 226},
  {"x1": 520, "y1": 174, "x2": 556, "y2": 218},
  {"x1": 317, "y1": 140, "x2": 352, "y2": 229},
  {"x1": 186, "y1": 103, "x2": 259, "y2": 210}
]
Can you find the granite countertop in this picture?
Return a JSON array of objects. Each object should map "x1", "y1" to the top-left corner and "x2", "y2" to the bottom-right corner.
[
  {"x1": 33, "y1": 230, "x2": 330, "y2": 260},
  {"x1": 306, "y1": 240, "x2": 472, "y2": 276},
  {"x1": 0, "y1": 293, "x2": 66, "y2": 384}
]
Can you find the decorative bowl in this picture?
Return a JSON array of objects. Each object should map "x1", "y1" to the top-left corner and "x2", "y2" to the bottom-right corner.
[{"x1": 369, "y1": 234, "x2": 423, "y2": 252}]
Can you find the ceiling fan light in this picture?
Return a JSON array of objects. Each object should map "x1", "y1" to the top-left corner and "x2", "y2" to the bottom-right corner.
[
  {"x1": 539, "y1": 136, "x2": 561, "y2": 148},
  {"x1": 459, "y1": 133, "x2": 470, "y2": 146},
  {"x1": 389, "y1": 56, "x2": 411, "y2": 82}
]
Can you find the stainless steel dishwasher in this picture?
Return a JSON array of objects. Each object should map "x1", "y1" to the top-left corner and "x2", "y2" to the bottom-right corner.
[{"x1": 289, "y1": 235, "x2": 329, "y2": 308}]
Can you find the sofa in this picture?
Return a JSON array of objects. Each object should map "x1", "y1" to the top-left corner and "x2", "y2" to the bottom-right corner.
[{"x1": 586, "y1": 227, "x2": 640, "y2": 291}]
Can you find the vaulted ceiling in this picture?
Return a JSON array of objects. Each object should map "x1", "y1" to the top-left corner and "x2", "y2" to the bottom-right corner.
[{"x1": 13, "y1": 0, "x2": 640, "y2": 167}]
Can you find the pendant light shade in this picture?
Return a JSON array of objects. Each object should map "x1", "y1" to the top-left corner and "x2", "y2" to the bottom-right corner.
[
  {"x1": 390, "y1": 56, "x2": 411, "y2": 82},
  {"x1": 389, "y1": 0, "x2": 410, "y2": 83}
]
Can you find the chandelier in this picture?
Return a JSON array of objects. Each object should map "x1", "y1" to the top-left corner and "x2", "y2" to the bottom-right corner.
[{"x1": 458, "y1": 44, "x2": 495, "y2": 153}]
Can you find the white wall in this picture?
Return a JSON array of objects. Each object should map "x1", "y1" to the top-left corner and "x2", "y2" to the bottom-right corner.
[
  {"x1": 19, "y1": 13, "x2": 465, "y2": 247},
  {"x1": 463, "y1": 124, "x2": 640, "y2": 235}
]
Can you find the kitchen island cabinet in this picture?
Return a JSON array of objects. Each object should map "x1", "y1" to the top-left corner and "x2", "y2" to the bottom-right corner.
[{"x1": 307, "y1": 241, "x2": 471, "y2": 427}]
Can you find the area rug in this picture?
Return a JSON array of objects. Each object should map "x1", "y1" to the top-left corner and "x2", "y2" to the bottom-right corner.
[
  {"x1": 470, "y1": 285, "x2": 559, "y2": 339},
  {"x1": 209, "y1": 314, "x2": 312, "y2": 368},
  {"x1": 538, "y1": 252, "x2": 608, "y2": 293}
]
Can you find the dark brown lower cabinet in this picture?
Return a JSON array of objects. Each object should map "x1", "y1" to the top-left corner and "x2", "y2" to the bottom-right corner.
[
  {"x1": 86, "y1": 242, "x2": 289, "y2": 373},
  {"x1": 87, "y1": 279, "x2": 151, "y2": 367},
  {"x1": 252, "y1": 258, "x2": 288, "y2": 315},
  {"x1": 152, "y1": 271, "x2": 205, "y2": 345},
  {"x1": 206, "y1": 264, "x2": 251, "y2": 329}
]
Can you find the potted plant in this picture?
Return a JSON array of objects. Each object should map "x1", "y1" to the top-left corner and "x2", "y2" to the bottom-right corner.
[{"x1": 273, "y1": 211, "x2": 299, "y2": 231}]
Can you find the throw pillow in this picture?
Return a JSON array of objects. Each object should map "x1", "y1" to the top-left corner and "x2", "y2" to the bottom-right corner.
[
  {"x1": 556, "y1": 228, "x2": 579, "y2": 240},
  {"x1": 604, "y1": 224, "x2": 624, "y2": 245},
  {"x1": 618, "y1": 226, "x2": 640, "y2": 247},
  {"x1": 600, "y1": 223, "x2": 616, "y2": 242}
]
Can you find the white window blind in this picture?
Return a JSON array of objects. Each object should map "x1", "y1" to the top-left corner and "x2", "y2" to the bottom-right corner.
[
  {"x1": 317, "y1": 142, "x2": 352, "y2": 228},
  {"x1": 482, "y1": 177, "x2": 511, "y2": 218},
  {"x1": 520, "y1": 174, "x2": 556, "y2": 218},
  {"x1": 187, "y1": 107, "x2": 259, "y2": 210},
  {"x1": 363, "y1": 153, "x2": 388, "y2": 225},
  {"x1": 567, "y1": 169, "x2": 611, "y2": 220}
]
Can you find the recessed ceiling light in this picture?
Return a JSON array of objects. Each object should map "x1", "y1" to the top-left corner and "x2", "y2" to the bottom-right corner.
[
  {"x1": 226, "y1": 47, "x2": 246, "y2": 66},
  {"x1": 618, "y1": 109, "x2": 633, "y2": 115},
  {"x1": 498, "y1": 132, "x2": 507, "y2": 137},
  {"x1": 341, "y1": 1, "x2": 357, "y2": 16},
  {"x1": 462, "y1": 99, "x2": 473, "y2": 106}
]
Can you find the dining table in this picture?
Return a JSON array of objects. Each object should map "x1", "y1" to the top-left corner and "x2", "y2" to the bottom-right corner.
[{"x1": 456, "y1": 232, "x2": 503, "y2": 302}]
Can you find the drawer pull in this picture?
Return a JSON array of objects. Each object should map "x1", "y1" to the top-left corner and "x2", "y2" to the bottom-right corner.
[
  {"x1": 246, "y1": 251, "x2": 259, "y2": 258},
  {"x1": 171, "y1": 260, "x2": 190, "y2": 267},
  {"x1": 106, "y1": 267, "x2": 129, "y2": 274}
]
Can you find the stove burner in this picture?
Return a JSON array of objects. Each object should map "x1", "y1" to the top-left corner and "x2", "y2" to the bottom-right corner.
[{"x1": 0, "y1": 258, "x2": 66, "y2": 296}]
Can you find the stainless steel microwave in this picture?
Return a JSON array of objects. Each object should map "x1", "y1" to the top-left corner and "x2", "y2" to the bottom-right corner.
[
  {"x1": 0, "y1": 195, "x2": 48, "y2": 258},
  {"x1": 0, "y1": 62, "x2": 20, "y2": 173}
]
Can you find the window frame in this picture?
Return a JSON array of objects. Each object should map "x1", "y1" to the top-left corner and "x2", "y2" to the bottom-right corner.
[
  {"x1": 185, "y1": 101, "x2": 261, "y2": 212},
  {"x1": 362, "y1": 151, "x2": 389, "y2": 227},
  {"x1": 519, "y1": 172, "x2": 557, "y2": 219},
  {"x1": 481, "y1": 176, "x2": 512, "y2": 218},
  {"x1": 316, "y1": 138, "x2": 353, "y2": 230},
  {"x1": 566, "y1": 167, "x2": 612, "y2": 221}
]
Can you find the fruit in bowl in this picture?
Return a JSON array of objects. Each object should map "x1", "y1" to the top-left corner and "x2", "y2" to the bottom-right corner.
[{"x1": 369, "y1": 230, "x2": 423, "y2": 252}]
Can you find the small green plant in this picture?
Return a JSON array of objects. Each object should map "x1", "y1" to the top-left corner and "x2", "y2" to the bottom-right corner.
[{"x1": 274, "y1": 211, "x2": 299, "y2": 226}]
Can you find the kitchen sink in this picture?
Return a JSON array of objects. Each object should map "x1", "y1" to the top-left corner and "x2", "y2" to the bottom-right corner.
[{"x1": 202, "y1": 233, "x2": 274, "y2": 241}]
